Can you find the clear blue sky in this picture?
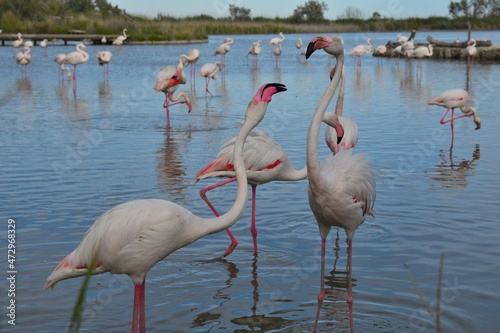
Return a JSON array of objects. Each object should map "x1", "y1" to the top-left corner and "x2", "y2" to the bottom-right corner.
[{"x1": 110, "y1": 0, "x2": 450, "y2": 19}]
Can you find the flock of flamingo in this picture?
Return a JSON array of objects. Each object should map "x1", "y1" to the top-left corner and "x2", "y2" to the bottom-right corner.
[{"x1": 12, "y1": 28, "x2": 480, "y2": 332}]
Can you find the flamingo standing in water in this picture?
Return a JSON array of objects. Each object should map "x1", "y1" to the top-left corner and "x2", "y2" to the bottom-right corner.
[
  {"x1": 466, "y1": 39, "x2": 477, "y2": 66},
  {"x1": 113, "y1": 28, "x2": 128, "y2": 46},
  {"x1": 306, "y1": 35, "x2": 376, "y2": 332},
  {"x1": 199, "y1": 61, "x2": 221, "y2": 97},
  {"x1": 427, "y1": 89, "x2": 481, "y2": 141},
  {"x1": 272, "y1": 43, "x2": 282, "y2": 67},
  {"x1": 12, "y1": 33, "x2": 23, "y2": 53},
  {"x1": 64, "y1": 43, "x2": 89, "y2": 81},
  {"x1": 153, "y1": 59, "x2": 188, "y2": 126},
  {"x1": 55, "y1": 54, "x2": 71, "y2": 82},
  {"x1": 45, "y1": 82, "x2": 287, "y2": 333},
  {"x1": 268, "y1": 32, "x2": 285, "y2": 46},
  {"x1": 96, "y1": 50, "x2": 112, "y2": 78},
  {"x1": 179, "y1": 49, "x2": 200, "y2": 81},
  {"x1": 16, "y1": 46, "x2": 31, "y2": 78},
  {"x1": 391, "y1": 45, "x2": 403, "y2": 64},
  {"x1": 349, "y1": 38, "x2": 372, "y2": 67},
  {"x1": 101, "y1": 36, "x2": 107, "y2": 46},
  {"x1": 40, "y1": 38, "x2": 48, "y2": 56},
  {"x1": 296, "y1": 37, "x2": 303, "y2": 55},
  {"x1": 247, "y1": 40, "x2": 262, "y2": 66},
  {"x1": 412, "y1": 44, "x2": 433, "y2": 74},
  {"x1": 214, "y1": 37, "x2": 233, "y2": 70},
  {"x1": 195, "y1": 111, "x2": 349, "y2": 257}
]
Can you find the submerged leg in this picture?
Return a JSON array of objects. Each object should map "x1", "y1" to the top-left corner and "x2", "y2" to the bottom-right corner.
[
  {"x1": 250, "y1": 184, "x2": 258, "y2": 255},
  {"x1": 313, "y1": 238, "x2": 326, "y2": 332}
]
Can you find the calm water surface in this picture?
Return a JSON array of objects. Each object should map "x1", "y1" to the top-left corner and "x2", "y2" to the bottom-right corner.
[{"x1": 1, "y1": 31, "x2": 499, "y2": 332}]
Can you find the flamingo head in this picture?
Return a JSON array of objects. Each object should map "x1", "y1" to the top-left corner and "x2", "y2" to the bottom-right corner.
[
  {"x1": 467, "y1": 39, "x2": 476, "y2": 46},
  {"x1": 252, "y1": 83, "x2": 287, "y2": 104},
  {"x1": 306, "y1": 36, "x2": 343, "y2": 59},
  {"x1": 470, "y1": 107, "x2": 481, "y2": 130}
]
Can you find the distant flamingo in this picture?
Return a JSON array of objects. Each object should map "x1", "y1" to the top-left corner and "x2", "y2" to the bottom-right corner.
[
  {"x1": 199, "y1": 61, "x2": 221, "y2": 97},
  {"x1": 153, "y1": 58, "x2": 187, "y2": 124},
  {"x1": 96, "y1": 50, "x2": 112, "y2": 78},
  {"x1": 16, "y1": 46, "x2": 31, "y2": 77},
  {"x1": 466, "y1": 39, "x2": 477, "y2": 66},
  {"x1": 296, "y1": 37, "x2": 303, "y2": 54},
  {"x1": 40, "y1": 38, "x2": 48, "y2": 56},
  {"x1": 45, "y1": 82, "x2": 287, "y2": 333},
  {"x1": 64, "y1": 43, "x2": 89, "y2": 81},
  {"x1": 12, "y1": 33, "x2": 23, "y2": 51},
  {"x1": 401, "y1": 31, "x2": 416, "y2": 62},
  {"x1": 397, "y1": 33, "x2": 408, "y2": 44},
  {"x1": 427, "y1": 89, "x2": 481, "y2": 141},
  {"x1": 306, "y1": 35, "x2": 376, "y2": 333},
  {"x1": 113, "y1": 28, "x2": 128, "y2": 45},
  {"x1": 247, "y1": 40, "x2": 262, "y2": 66},
  {"x1": 373, "y1": 45, "x2": 386, "y2": 56},
  {"x1": 214, "y1": 37, "x2": 233, "y2": 70},
  {"x1": 268, "y1": 32, "x2": 285, "y2": 46},
  {"x1": 179, "y1": 49, "x2": 200, "y2": 80},
  {"x1": 101, "y1": 35, "x2": 107, "y2": 45},
  {"x1": 272, "y1": 44, "x2": 282, "y2": 67},
  {"x1": 195, "y1": 109, "x2": 351, "y2": 257},
  {"x1": 391, "y1": 45, "x2": 403, "y2": 64},
  {"x1": 24, "y1": 40, "x2": 33, "y2": 48},
  {"x1": 55, "y1": 54, "x2": 71, "y2": 82},
  {"x1": 349, "y1": 38, "x2": 372, "y2": 67},
  {"x1": 412, "y1": 44, "x2": 433, "y2": 73}
]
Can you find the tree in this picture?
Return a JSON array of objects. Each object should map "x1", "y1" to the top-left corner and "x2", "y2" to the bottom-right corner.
[
  {"x1": 229, "y1": 4, "x2": 251, "y2": 21},
  {"x1": 337, "y1": 6, "x2": 364, "y2": 19},
  {"x1": 290, "y1": 0, "x2": 328, "y2": 23},
  {"x1": 372, "y1": 11, "x2": 381, "y2": 19},
  {"x1": 448, "y1": 0, "x2": 491, "y2": 17}
]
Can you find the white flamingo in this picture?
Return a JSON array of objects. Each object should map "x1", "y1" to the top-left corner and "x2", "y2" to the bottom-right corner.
[
  {"x1": 179, "y1": 49, "x2": 200, "y2": 80},
  {"x1": 466, "y1": 39, "x2": 477, "y2": 66},
  {"x1": 199, "y1": 62, "x2": 221, "y2": 97},
  {"x1": 96, "y1": 51, "x2": 113, "y2": 78},
  {"x1": 214, "y1": 37, "x2": 233, "y2": 70},
  {"x1": 16, "y1": 46, "x2": 31, "y2": 77},
  {"x1": 45, "y1": 82, "x2": 287, "y2": 333},
  {"x1": 113, "y1": 28, "x2": 128, "y2": 45},
  {"x1": 64, "y1": 43, "x2": 89, "y2": 81}
]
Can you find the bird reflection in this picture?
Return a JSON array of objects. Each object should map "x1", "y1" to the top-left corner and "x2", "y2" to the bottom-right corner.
[
  {"x1": 98, "y1": 81, "x2": 112, "y2": 113},
  {"x1": 156, "y1": 127, "x2": 192, "y2": 199},
  {"x1": 425, "y1": 144, "x2": 480, "y2": 189},
  {"x1": 191, "y1": 260, "x2": 239, "y2": 328},
  {"x1": 320, "y1": 229, "x2": 356, "y2": 332},
  {"x1": 16, "y1": 78, "x2": 32, "y2": 96}
]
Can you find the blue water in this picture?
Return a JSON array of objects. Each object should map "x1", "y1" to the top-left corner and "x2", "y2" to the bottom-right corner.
[{"x1": 1, "y1": 30, "x2": 499, "y2": 332}]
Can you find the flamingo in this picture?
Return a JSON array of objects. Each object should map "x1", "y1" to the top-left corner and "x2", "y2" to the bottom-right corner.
[
  {"x1": 162, "y1": 91, "x2": 193, "y2": 128},
  {"x1": 96, "y1": 51, "x2": 112, "y2": 78},
  {"x1": 101, "y1": 35, "x2": 107, "y2": 45},
  {"x1": 349, "y1": 38, "x2": 372, "y2": 67},
  {"x1": 113, "y1": 28, "x2": 128, "y2": 45},
  {"x1": 466, "y1": 39, "x2": 477, "y2": 66},
  {"x1": 40, "y1": 38, "x2": 48, "y2": 56},
  {"x1": 64, "y1": 43, "x2": 89, "y2": 81},
  {"x1": 179, "y1": 49, "x2": 200, "y2": 80},
  {"x1": 214, "y1": 37, "x2": 233, "y2": 70},
  {"x1": 397, "y1": 33, "x2": 408, "y2": 44},
  {"x1": 55, "y1": 54, "x2": 71, "y2": 82},
  {"x1": 296, "y1": 37, "x2": 303, "y2": 55},
  {"x1": 15, "y1": 46, "x2": 31, "y2": 77},
  {"x1": 199, "y1": 62, "x2": 221, "y2": 97},
  {"x1": 247, "y1": 40, "x2": 262, "y2": 66},
  {"x1": 426, "y1": 89, "x2": 481, "y2": 141},
  {"x1": 24, "y1": 40, "x2": 33, "y2": 48},
  {"x1": 45, "y1": 82, "x2": 287, "y2": 333},
  {"x1": 195, "y1": 111, "x2": 347, "y2": 257},
  {"x1": 401, "y1": 31, "x2": 416, "y2": 62},
  {"x1": 373, "y1": 45, "x2": 387, "y2": 56},
  {"x1": 412, "y1": 44, "x2": 433, "y2": 73},
  {"x1": 153, "y1": 58, "x2": 187, "y2": 124},
  {"x1": 272, "y1": 43, "x2": 282, "y2": 67},
  {"x1": 268, "y1": 32, "x2": 285, "y2": 46},
  {"x1": 12, "y1": 33, "x2": 23, "y2": 50},
  {"x1": 391, "y1": 45, "x2": 403, "y2": 64},
  {"x1": 306, "y1": 35, "x2": 376, "y2": 333}
]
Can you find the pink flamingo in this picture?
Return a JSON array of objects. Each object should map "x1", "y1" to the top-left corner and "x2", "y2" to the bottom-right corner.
[
  {"x1": 153, "y1": 58, "x2": 188, "y2": 124},
  {"x1": 162, "y1": 91, "x2": 193, "y2": 127},
  {"x1": 64, "y1": 43, "x2": 89, "y2": 81},
  {"x1": 45, "y1": 82, "x2": 287, "y2": 333},
  {"x1": 306, "y1": 35, "x2": 376, "y2": 333},
  {"x1": 272, "y1": 43, "x2": 282, "y2": 67},
  {"x1": 179, "y1": 49, "x2": 200, "y2": 80},
  {"x1": 373, "y1": 45, "x2": 386, "y2": 56},
  {"x1": 199, "y1": 61, "x2": 221, "y2": 97},
  {"x1": 96, "y1": 50, "x2": 112, "y2": 78},
  {"x1": 214, "y1": 37, "x2": 233, "y2": 70},
  {"x1": 427, "y1": 89, "x2": 481, "y2": 141},
  {"x1": 349, "y1": 38, "x2": 372, "y2": 67},
  {"x1": 391, "y1": 45, "x2": 403, "y2": 64},
  {"x1": 412, "y1": 44, "x2": 433, "y2": 73},
  {"x1": 55, "y1": 54, "x2": 71, "y2": 81},
  {"x1": 15, "y1": 46, "x2": 31, "y2": 78},
  {"x1": 268, "y1": 32, "x2": 285, "y2": 46},
  {"x1": 296, "y1": 37, "x2": 303, "y2": 55},
  {"x1": 12, "y1": 33, "x2": 23, "y2": 52},
  {"x1": 247, "y1": 40, "x2": 262, "y2": 66},
  {"x1": 40, "y1": 38, "x2": 48, "y2": 57},
  {"x1": 466, "y1": 39, "x2": 477, "y2": 66}
]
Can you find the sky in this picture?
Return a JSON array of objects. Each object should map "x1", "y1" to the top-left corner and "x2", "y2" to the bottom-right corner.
[{"x1": 110, "y1": 0, "x2": 451, "y2": 19}]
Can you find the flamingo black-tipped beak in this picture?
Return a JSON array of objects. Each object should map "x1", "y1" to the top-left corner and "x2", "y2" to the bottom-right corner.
[
  {"x1": 305, "y1": 41, "x2": 317, "y2": 59},
  {"x1": 262, "y1": 83, "x2": 287, "y2": 96}
]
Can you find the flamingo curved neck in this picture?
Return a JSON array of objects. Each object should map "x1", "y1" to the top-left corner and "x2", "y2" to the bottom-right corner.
[
  {"x1": 307, "y1": 51, "x2": 344, "y2": 186},
  {"x1": 334, "y1": 66, "x2": 346, "y2": 116}
]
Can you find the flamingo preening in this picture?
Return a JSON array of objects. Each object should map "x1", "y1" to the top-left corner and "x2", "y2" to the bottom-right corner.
[
  {"x1": 96, "y1": 51, "x2": 113, "y2": 78},
  {"x1": 15, "y1": 46, "x2": 31, "y2": 78},
  {"x1": 179, "y1": 49, "x2": 200, "y2": 80},
  {"x1": 427, "y1": 89, "x2": 481, "y2": 142},
  {"x1": 268, "y1": 32, "x2": 285, "y2": 46},
  {"x1": 466, "y1": 39, "x2": 477, "y2": 66},
  {"x1": 45, "y1": 82, "x2": 287, "y2": 333},
  {"x1": 55, "y1": 54, "x2": 71, "y2": 82},
  {"x1": 272, "y1": 43, "x2": 282, "y2": 67},
  {"x1": 306, "y1": 35, "x2": 376, "y2": 332},
  {"x1": 247, "y1": 40, "x2": 262, "y2": 66}
]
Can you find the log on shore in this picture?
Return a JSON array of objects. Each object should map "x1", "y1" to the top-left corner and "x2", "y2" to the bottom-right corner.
[{"x1": 426, "y1": 35, "x2": 491, "y2": 48}]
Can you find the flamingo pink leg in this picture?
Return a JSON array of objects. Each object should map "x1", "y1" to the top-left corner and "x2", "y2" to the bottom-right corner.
[
  {"x1": 73, "y1": 65, "x2": 77, "y2": 81},
  {"x1": 313, "y1": 238, "x2": 326, "y2": 332},
  {"x1": 132, "y1": 280, "x2": 146, "y2": 333},
  {"x1": 205, "y1": 77, "x2": 213, "y2": 96},
  {"x1": 250, "y1": 184, "x2": 258, "y2": 255},
  {"x1": 199, "y1": 177, "x2": 239, "y2": 256}
]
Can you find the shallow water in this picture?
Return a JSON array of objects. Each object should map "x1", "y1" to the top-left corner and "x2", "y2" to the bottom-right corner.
[{"x1": 1, "y1": 30, "x2": 500, "y2": 332}]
